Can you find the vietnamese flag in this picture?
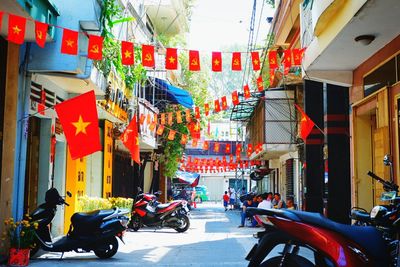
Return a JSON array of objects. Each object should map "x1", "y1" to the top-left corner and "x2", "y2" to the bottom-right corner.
[
  {"x1": 268, "y1": 50, "x2": 278, "y2": 69},
  {"x1": 212, "y1": 52, "x2": 222, "y2": 72},
  {"x1": 88, "y1": 35, "x2": 103, "y2": 60},
  {"x1": 189, "y1": 50, "x2": 200, "y2": 71},
  {"x1": 192, "y1": 139, "x2": 198, "y2": 148},
  {"x1": 54, "y1": 91, "x2": 101, "y2": 160},
  {"x1": 295, "y1": 104, "x2": 315, "y2": 140},
  {"x1": 229, "y1": 154, "x2": 233, "y2": 163},
  {"x1": 166, "y1": 48, "x2": 178, "y2": 70},
  {"x1": 203, "y1": 141, "x2": 209, "y2": 150},
  {"x1": 121, "y1": 115, "x2": 140, "y2": 164},
  {"x1": 139, "y1": 114, "x2": 145, "y2": 125},
  {"x1": 160, "y1": 113, "x2": 166, "y2": 125},
  {"x1": 231, "y1": 52, "x2": 242, "y2": 71},
  {"x1": 61, "y1": 29, "x2": 79, "y2": 55},
  {"x1": 180, "y1": 134, "x2": 188, "y2": 145},
  {"x1": 8, "y1": 14, "x2": 27, "y2": 45},
  {"x1": 35, "y1": 21, "x2": 48, "y2": 48},
  {"x1": 214, "y1": 99, "x2": 221, "y2": 113},
  {"x1": 142, "y1": 44, "x2": 155, "y2": 67},
  {"x1": 149, "y1": 121, "x2": 156, "y2": 132},
  {"x1": 168, "y1": 129, "x2": 176, "y2": 141},
  {"x1": 243, "y1": 85, "x2": 251, "y2": 99},
  {"x1": 283, "y1": 49, "x2": 292, "y2": 68},
  {"x1": 251, "y1": 51, "x2": 261, "y2": 71},
  {"x1": 221, "y1": 96, "x2": 228, "y2": 110},
  {"x1": 168, "y1": 112, "x2": 173, "y2": 126},
  {"x1": 204, "y1": 103, "x2": 210, "y2": 116},
  {"x1": 225, "y1": 143, "x2": 231, "y2": 153},
  {"x1": 121, "y1": 41, "x2": 134, "y2": 65},
  {"x1": 270, "y1": 69, "x2": 275, "y2": 85},
  {"x1": 214, "y1": 142, "x2": 220, "y2": 152},
  {"x1": 232, "y1": 91, "x2": 239, "y2": 106},
  {"x1": 156, "y1": 125, "x2": 165, "y2": 136},
  {"x1": 195, "y1": 107, "x2": 201, "y2": 119},
  {"x1": 257, "y1": 76, "x2": 264, "y2": 92},
  {"x1": 176, "y1": 111, "x2": 183, "y2": 123},
  {"x1": 185, "y1": 109, "x2": 192, "y2": 122},
  {"x1": 247, "y1": 144, "x2": 253, "y2": 157}
]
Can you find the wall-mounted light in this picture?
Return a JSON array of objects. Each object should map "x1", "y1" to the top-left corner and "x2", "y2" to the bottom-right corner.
[{"x1": 354, "y1": 35, "x2": 375, "y2": 46}]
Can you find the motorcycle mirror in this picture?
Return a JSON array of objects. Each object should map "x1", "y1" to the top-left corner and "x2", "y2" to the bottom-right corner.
[
  {"x1": 67, "y1": 191, "x2": 72, "y2": 197},
  {"x1": 157, "y1": 190, "x2": 162, "y2": 195},
  {"x1": 383, "y1": 154, "x2": 392, "y2": 166}
]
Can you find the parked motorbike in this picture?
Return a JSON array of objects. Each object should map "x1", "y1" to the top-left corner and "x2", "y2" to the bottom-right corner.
[
  {"x1": 128, "y1": 188, "x2": 190, "y2": 233},
  {"x1": 245, "y1": 155, "x2": 400, "y2": 267},
  {"x1": 29, "y1": 188, "x2": 129, "y2": 259}
]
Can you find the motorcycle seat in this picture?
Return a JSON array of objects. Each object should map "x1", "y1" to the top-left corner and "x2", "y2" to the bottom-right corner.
[
  {"x1": 156, "y1": 203, "x2": 173, "y2": 210},
  {"x1": 71, "y1": 209, "x2": 115, "y2": 228}
]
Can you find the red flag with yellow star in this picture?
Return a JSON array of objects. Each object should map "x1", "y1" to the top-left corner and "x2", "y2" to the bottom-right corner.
[
  {"x1": 225, "y1": 143, "x2": 231, "y2": 153},
  {"x1": 214, "y1": 142, "x2": 220, "y2": 152},
  {"x1": 121, "y1": 41, "x2": 134, "y2": 65},
  {"x1": 268, "y1": 50, "x2": 278, "y2": 69},
  {"x1": 35, "y1": 21, "x2": 48, "y2": 48},
  {"x1": 295, "y1": 104, "x2": 315, "y2": 140},
  {"x1": 176, "y1": 111, "x2": 183, "y2": 123},
  {"x1": 212, "y1": 52, "x2": 222, "y2": 72},
  {"x1": 203, "y1": 141, "x2": 209, "y2": 150},
  {"x1": 88, "y1": 35, "x2": 103, "y2": 60},
  {"x1": 185, "y1": 109, "x2": 192, "y2": 122},
  {"x1": 142, "y1": 44, "x2": 155, "y2": 67},
  {"x1": 243, "y1": 85, "x2": 251, "y2": 99},
  {"x1": 192, "y1": 139, "x2": 198, "y2": 148},
  {"x1": 257, "y1": 76, "x2": 264, "y2": 92},
  {"x1": 121, "y1": 115, "x2": 140, "y2": 164},
  {"x1": 54, "y1": 90, "x2": 101, "y2": 160},
  {"x1": 231, "y1": 52, "x2": 242, "y2": 71},
  {"x1": 165, "y1": 48, "x2": 178, "y2": 70},
  {"x1": 156, "y1": 125, "x2": 165, "y2": 136},
  {"x1": 180, "y1": 134, "x2": 188, "y2": 145},
  {"x1": 8, "y1": 14, "x2": 27, "y2": 45},
  {"x1": 189, "y1": 50, "x2": 200, "y2": 71},
  {"x1": 61, "y1": 29, "x2": 78, "y2": 55},
  {"x1": 195, "y1": 107, "x2": 201, "y2": 119},
  {"x1": 221, "y1": 96, "x2": 228, "y2": 110},
  {"x1": 232, "y1": 90, "x2": 239, "y2": 106},
  {"x1": 160, "y1": 113, "x2": 166, "y2": 125},
  {"x1": 251, "y1": 51, "x2": 261, "y2": 71},
  {"x1": 168, "y1": 112, "x2": 173, "y2": 125},
  {"x1": 168, "y1": 129, "x2": 176, "y2": 141},
  {"x1": 214, "y1": 99, "x2": 221, "y2": 113}
]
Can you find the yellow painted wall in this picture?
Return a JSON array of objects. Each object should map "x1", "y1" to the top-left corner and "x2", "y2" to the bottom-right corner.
[
  {"x1": 103, "y1": 120, "x2": 113, "y2": 198},
  {"x1": 64, "y1": 149, "x2": 86, "y2": 233}
]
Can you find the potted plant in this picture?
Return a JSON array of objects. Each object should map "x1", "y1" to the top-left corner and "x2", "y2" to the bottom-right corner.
[{"x1": 2, "y1": 216, "x2": 38, "y2": 266}]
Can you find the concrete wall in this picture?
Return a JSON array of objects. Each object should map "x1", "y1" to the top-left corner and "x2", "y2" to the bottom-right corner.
[
  {"x1": 86, "y1": 151, "x2": 104, "y2": 198},
  {"x1": 52, "y1": 140, "x2": 67, "y2": 236},
  {"x1": 37, "y1": 119, "x2": 52, "y2": 204}
]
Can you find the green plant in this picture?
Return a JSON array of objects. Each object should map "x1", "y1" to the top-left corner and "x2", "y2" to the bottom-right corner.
[{"x1": 2, "y1": 216, "x2": 38, "y2": 249}]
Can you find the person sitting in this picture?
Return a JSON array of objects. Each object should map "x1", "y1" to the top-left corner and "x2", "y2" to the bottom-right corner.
[
  {"x1": 273, "y1": 193, "x2": 286, "y2": 209},
  {"x1": 238, "y1": 196, "x2": 257, "y2": 227},
  {"x1": 286, "y1": 196, "x2": 295, "y2": 210},
  {"x1": 257, "y1": 193, "x2": 272, "y2": 210}
]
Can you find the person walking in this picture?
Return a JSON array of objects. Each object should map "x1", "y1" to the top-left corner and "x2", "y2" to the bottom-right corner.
[
  {"x1": 229, "y1": 188, "x2": 236, "y2": 210},
  {"x1": 223, "y1": 191, "x2": 230, "y2": 211}
]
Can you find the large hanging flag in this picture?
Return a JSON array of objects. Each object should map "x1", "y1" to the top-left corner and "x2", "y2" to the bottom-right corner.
[
  {"x1": 121, "y1": 41, "x2": 134, "y2": 65},
  {"x1": 35, "y1": 21, "x2": 48, "y2": 48},
  {"x1": 168, "y1": 129, "x2": 176, "y2": 141},
  {"x1": 243, "y1": 85, "x2": 251, "y2": 99},
  {"x1": 189, "y1": 50, "x2": 200, "y2": 71},
  {"x1": 8, "y1": 14, "x2": 26, "y2": 45},
  {"x1": 214, "y1": 99, "x2": 221, "y2": 113},
  {"x1": 156, "y1": 125, "x2": 165, "y2": 136},
  {"x1": 268, "y1": 50, "x2": 278, "y2": 69},
  {"x1": 232, "y1": 91, "x2": 239, "y2": 106},
  {"x1": 251, "y1": 51, "x2": 261, "y2": 71},
  {"x1": 257, "y1": 76, "x2": 264, "y2": 92},
  {"x1": 294, "y1": 104, "x2": 315, "y2": 140},
  {"x1": 204, "y1": 103, "x2": 210, "y2": 116},
  {"x1": 212, "y1": 52, "x2": 222, "y2": 72},
  {"x1": 54, "y1": 91, "x2": 101, "y2": 160},
  {"x1": 231, "y1": 52, "x2": 242, "y2": 71},
  {"x1": 121, "y1": 115, "x2": 140, "y2": 164},
  {"x1": 88, "y1": 35, "x2": 103, "y2": 60},
  {"x1": 221, "y1": 96, "x2": 228, "y2": 110},
  {"x1": 180, "y1": 134, "x2": 188, "y2": 145},
  {"x1": 142, "y1": 44, "x2": 155, "y2": 67},
  {"x1": 61, "y1": 29, "x2": 78, "y2": 55},
  {"x1": 165, "y1": 48, "x2": 178, "y2": 70},
  {"x1": 176, "y1": 110, "x2": 183, "y2": 123}
]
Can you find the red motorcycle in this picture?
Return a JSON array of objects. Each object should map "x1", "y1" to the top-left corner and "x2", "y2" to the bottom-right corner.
[{"x1": 128, "y1": 189, "x2": 190, "y2": 233}]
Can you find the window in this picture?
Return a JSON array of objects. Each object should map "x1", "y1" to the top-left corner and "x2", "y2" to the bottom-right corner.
[{"x1": 364, "y1": 58, "x2": 397, "y2": 96}]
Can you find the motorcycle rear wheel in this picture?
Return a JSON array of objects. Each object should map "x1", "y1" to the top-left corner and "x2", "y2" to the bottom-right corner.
[
  {"x1": 260, "y1": 254, "x2": 314, "y2": 267},
  {"x1": 93, "y1": 236, "x2": 119, "y2": 259},
  {"x1": 129, "y1": 214, "x2": 141, "y2": 232},
  {"x1": 174, "y1": 214, "x2": 190, "y2": 233}
]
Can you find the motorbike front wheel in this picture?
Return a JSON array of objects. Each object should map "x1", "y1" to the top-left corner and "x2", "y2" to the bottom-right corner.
[
  {"x1": 93, "y1": 236, "x2": 119, "y2": 259},
  {"x1": 174, "y1": 214, "x2": 190, "y2": 233},
  {"x1": 260, "y1": 254, "x2": 314, "y2": 267},
  {"x1": 129, "y1": 214, "x2": 142, "y2": 232}
]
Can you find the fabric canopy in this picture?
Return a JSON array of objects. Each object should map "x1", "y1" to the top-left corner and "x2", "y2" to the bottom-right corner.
[
  {"x1": 154, "y1": 78, "x2": 194, "y2": 108},
  {"x1": 175, "y1": 170, "x2": 200, "y2": 187}
]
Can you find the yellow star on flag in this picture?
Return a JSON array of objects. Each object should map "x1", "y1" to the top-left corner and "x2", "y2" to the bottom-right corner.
[
  {"x1": 66, "y1": 39, "x2": 74, "y2": 47},
  {"x1": 169, "y1": 56, "x2": 176, "y2": 63},
  {"x1": 13, "y1": 25, "x2": 22, "y2": 35},
  {"x1": 136, "y1": 137, "x2": 139, "y2": 145},
  {"x1": 72, "y1": 115, "x2": 91, "y2": 135},
  {"x1": 253, "y1": 59, "x2": 259, "y2": 66},
  {"x1": 124, "y1": 50, "x2": 132, "y2": 58},
  {"x1": 214, "y1": 59, "x2": 220, "y2": 66}
]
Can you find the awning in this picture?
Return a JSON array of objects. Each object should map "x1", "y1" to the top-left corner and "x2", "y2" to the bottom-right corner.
[
  {"x1": 175, "y1": 170, "x2": 200, "y2": 187},
  {"x1": 154, "y1": 78, "x2": 194, "y2": 108}
]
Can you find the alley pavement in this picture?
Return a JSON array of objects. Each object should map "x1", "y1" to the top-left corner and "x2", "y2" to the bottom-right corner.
[{"x1": 25, "y1": 203, "x2": 261, "y2": 267}]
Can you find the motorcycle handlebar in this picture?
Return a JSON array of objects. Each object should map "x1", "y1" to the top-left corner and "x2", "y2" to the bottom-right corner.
[{"x1": 368, "y1": 171, "x2": 399, "y2": 192}]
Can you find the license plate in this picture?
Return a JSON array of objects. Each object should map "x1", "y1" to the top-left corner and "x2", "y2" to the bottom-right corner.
[{"x1": 245, "y1": 244, "x2": 258, "y2": 261}]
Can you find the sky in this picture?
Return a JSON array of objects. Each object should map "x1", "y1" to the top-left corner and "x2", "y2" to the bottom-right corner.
[{"x1": 187, "y1": 0, "x2": 275, "y2": 52}]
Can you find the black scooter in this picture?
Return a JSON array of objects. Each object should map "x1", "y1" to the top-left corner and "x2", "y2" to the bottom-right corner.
[{"x1": 29, "y1": 188, "x2": 129, "y2": 259}]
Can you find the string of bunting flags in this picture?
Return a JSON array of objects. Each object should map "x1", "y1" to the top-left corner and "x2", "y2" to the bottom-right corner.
[{"x1": 1, "y1": 11, "x2": 305, "y2": 75}]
